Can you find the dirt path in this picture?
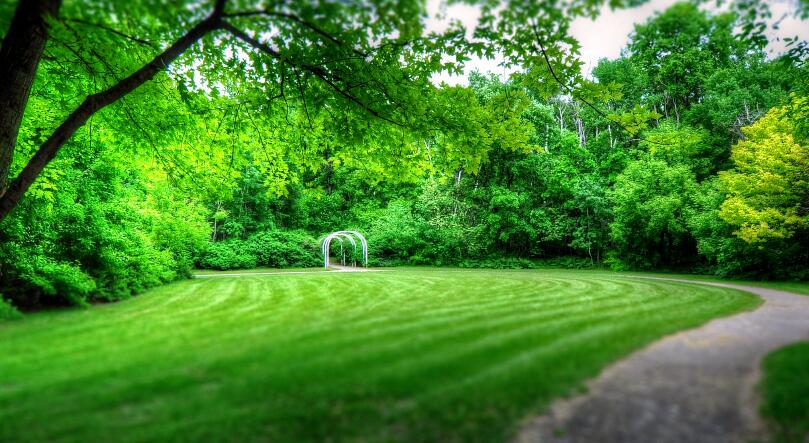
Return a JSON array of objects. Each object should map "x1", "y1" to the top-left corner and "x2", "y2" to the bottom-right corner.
[{"x1": 513, "y1": 278, "x2": 809, "y2": 443}]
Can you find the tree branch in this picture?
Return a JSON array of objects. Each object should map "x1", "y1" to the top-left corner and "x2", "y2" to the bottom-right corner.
[
  {"x1": 221, "y1": 21, "x2": 402, "y2": 127},
  {"x1": 0, "y1": 5, "x2": 226, "y2": 220},
  {"x1": 63, "y1": 18, "x2": 154, "y2": 47},
  {"x1": 224, "y1": 9, "x2": 368, "y2": 58}
]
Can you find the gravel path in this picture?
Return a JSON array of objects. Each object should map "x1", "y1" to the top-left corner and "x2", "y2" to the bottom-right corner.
[{"x1": 513, "y1": 278, "x2": 809, "y2": 443}]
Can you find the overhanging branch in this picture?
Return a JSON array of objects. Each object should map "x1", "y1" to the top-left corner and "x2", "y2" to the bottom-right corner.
[
  {"x1": 222, "y1": 21, "x2": 403, "y2": 127},
  {"x1": 224, "y1": 9, "x2": 368, "y2": 58},
  {"x1": 0, "y1": 6, "x2": 226, "y2": 219},
  {"x1": 63, "y1": 18, "x2": 154, "y2": 47}
]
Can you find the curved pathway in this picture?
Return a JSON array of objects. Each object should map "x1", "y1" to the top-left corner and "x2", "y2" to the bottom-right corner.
[{"x1": 514, "y1": 278, "x2": 809, "y2": 443}]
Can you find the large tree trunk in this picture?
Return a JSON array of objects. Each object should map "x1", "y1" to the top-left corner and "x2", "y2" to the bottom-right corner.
[
  {"x1": 0, "y1": 1, "x2": 226, "y2": 221},
  {"x1": 0, "y1": 0, "x2": 62, "y2": 199}
]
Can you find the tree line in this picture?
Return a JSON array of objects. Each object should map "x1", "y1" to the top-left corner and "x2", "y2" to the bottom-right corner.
[{"x1": 197, "y1": 3, "x2": 809, "y2": 277}]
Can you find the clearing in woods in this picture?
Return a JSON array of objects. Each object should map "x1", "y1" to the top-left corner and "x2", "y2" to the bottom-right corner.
[{"x1": 0, "y1": 269, "x2": 761, "y2": 442}]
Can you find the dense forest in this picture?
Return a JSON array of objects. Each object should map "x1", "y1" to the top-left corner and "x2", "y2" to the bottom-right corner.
[{"x1": 1, "y1": 0, "x2": 807, "y2": 315}]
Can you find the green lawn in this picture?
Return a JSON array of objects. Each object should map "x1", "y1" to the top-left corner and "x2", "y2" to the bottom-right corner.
[
  {"x1": 761, "y1": 342, "x2": 809, "y2": 443},
  {"x1": 192, "y1": 267, "x2": 333, "y2": 276},
  {"x1": 0, "y1": 269, "x2": 760, "y2": 443}
]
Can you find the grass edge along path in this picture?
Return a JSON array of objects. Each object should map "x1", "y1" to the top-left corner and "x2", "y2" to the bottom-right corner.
[
  {"x1": 0, "y1": 269, "x2": 761, "y2": 443},
  {"x1": 621, "y1": 271, "x2": 809, "y2": 296},
  {"x1": 760, "y1": 342, "x2": 809, "y2": 443},
  {"x1": 512, "y1": 278, "x2": 809, "y2": 443}
]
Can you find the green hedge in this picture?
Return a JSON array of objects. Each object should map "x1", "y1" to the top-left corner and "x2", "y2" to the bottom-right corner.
[{"x1": 197, "y1": 230, "x2": 321, "y2": 271}]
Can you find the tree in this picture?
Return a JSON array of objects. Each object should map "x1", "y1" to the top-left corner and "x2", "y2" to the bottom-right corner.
[
  {"x1": 626, "y1": 2, "x2": 750, "y2": 121},
  {"x1": 719, "y1": 98, "x2": 809, "y2": 244},
  {"x1": 0, "y1": 0, "x2": 452, "y2": 219},
  {"x1": 687, "y1": 62, "x2": 795, "y2": 150},
  {"x1": 642, "y1": 122, "x2": 716, "y2": 179},
  {"x1": 609, "y1": 157, "x2": 698, "y2": 268},
  {"x1": 0, "y1": 0, "x2": 626, "y2": 222},
  {"x1": 0, "y1": 122, "x2": 211, "y2": 307},
  {"x1": 0, "y1": 0, "x2": 226, "y2": 218}
]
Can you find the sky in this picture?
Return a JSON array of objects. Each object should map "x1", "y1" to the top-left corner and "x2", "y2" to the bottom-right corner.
[{"x1": 426, "y1": 0, "x2": 809, "y2": 85}]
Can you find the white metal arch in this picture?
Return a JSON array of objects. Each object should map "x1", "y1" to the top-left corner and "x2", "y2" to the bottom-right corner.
[{"x1": 321, "y1": 231, "x2": 368, "y2": 268}]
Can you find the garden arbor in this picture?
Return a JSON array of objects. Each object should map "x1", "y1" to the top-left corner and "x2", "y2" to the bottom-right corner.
[{"x1": 321, "y1": 231, "x2": 368, "y2": 268}]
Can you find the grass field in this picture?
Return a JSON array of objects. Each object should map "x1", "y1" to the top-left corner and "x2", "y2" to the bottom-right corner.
[
  {"x1": 193, "y1": 267, "x2": 336, "y2": 275},
  {"x1": 761, "y1": 342, "x2": 809, "y2": 443},
  {"x1": 0, "y1": 269, "x2": 760, "y2": 443}
]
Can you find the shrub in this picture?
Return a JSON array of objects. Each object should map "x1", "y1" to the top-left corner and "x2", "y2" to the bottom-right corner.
[
  {"x1": 246, "y1": 230, "x2": 320, "y2": 268},
  {"x1": 147, "y1": 189, "x2": 210, "y2": 277},
  {"x1": 197, "y1": 240, "x2": 258, "y2": 270},
  {"x1": 458, "y1": 256, "x2": 597, "y2": 270},
  {"x1": 0, "y1": 148, "x2": 210, "y2": 308},
  {"x1": 536, "y1": 256, "x2": 599, "y2": 269},
  {"x1": 2, "y1": 253, "x2": 97, "y2": 308},
  {"x1": 367, "y1": 257, "x2": 408, "y2": 267},
  {"x1": 28, "y1": 260, "x2": 97, "y2": 306},
  {"x1": 197, "y1": 229, "x2": 321, "y2": 271},
  {"x1": 92, "y1": 237, "x2": 178, "y2": 301},
  {"x1": 0, "y1": 295, "x2": 21, "y2": 321},
  {"x1": 365, "y1": 200, "x2": 426, "y2": 261}
]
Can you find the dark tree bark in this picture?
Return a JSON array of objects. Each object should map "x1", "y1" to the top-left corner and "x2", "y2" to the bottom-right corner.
[
  {"x1": 0, "y1": 0, "x2": 227, "y2": 221},
  {"x1": 0, "y1": 0, "x2": 62, "y2": 200}
]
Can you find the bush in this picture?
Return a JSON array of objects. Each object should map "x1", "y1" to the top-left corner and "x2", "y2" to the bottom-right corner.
[
  {"x1": 365, "y1": 201, "x2": 426, "y2": 262},
  {"x1": 0, "y1": 295, "x2": 21, "y2": 321},
  {"x1": 0, "y1": 241, "x2": 97, "y2": 307},
  {"x1": 536, "y1": 256, "x2": 599, "y2": 269},
  {"x1": 458, "y1": 256, "x2": 597, "y2": 270},
  {"x1": 0, "y1": 148, "x2": 210, "y2": 309},
  {"x1": 147, "y1": 188, "x2": 210, "y2": 278},
  {"x1": 197, "y1": 240, "x2": 258, "y2": 270},
  {"x1": 92, "y1": 237, "x2": 178, "y2": 301},
  {"x1": 367, "y1": 256, "x2": 408, "y2": 267},
  {"x1": 196, "y1": 229, "x2": 321, "y2": 270},
  {"x1": 246, "y1": 230, "x2": 320, "y2": 268},
  {"x1": 26, "y1": 259, "x2": 97, "y2": 306}
]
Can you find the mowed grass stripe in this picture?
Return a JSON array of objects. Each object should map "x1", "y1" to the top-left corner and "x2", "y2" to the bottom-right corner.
[
  {"x1": 0, "y1": 276, "x2": 736, "y2": 394},
  {"x1": 4, "y1": 274, "x2": 636, "y2": 378},
  {"x1": 415, "y1": 285, "x2": 744, "y2": 400},
  {"x1": 272, "y1": 287, "x2": 689, "y2": 378},
  {"x1": 7, "y1": 274, "x2": 560, "y2": 368},
  {"x1": 326, "y1": 290, "x2": 731, "y2": 391},
  {"x1": 9, "y1": 293, "x2": 652, "y2": 402},
  {"x1": 0, "y1": 269, "x2": 759, "y2": 443},
  {"x1": 0, "y1": 278, "x2": 724, "y2": 402},
  {"x1": 270, "y1": 276, "x2": 727, "y2": 353}
]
